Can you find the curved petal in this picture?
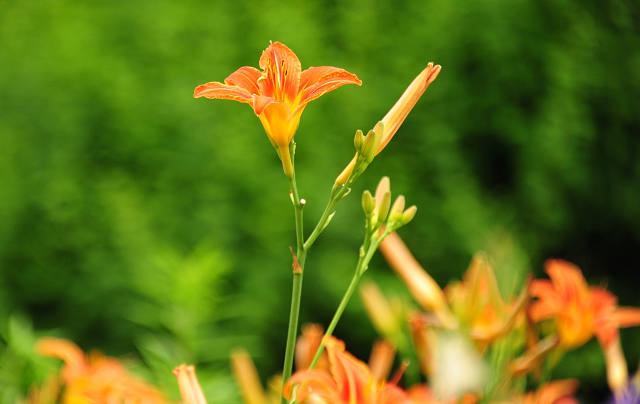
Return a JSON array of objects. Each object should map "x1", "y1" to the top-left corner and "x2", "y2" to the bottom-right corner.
[
  {"x1": 194, "y1": 82, "x2": 254, "y2": 105},
  {"x1": 298, "y1": 66, "x2": 362, "y2": 110},
  {"x1": 591, "y1": 287, "x2": 619, "y2": 346},
  {"x1": 529, "y1": 280, "x2": 563, "y2": 321},
  {"x1": 324, "y1": 336, "x2": 372, "y2": 404},
  {"x1": 258, "y1": 42, "x2": 301, "y2": 104},
  {"x1": 377, "y1": 384, "x2": 411, "y2": 404},
  {"x1": 36, "y1": 337, "x2": 87, "y2": 376},
  {"x1": 545, "y1": 259, "x2": 589, "y2": 303},
  {"x1": 284, "y1": 370, "x2": 338, "y2": 404},
  {"x1": 615, "y1": 307, "x2": 640, "y2": 328},
  {"x1": 225, "y1": 66, "x2": 262, "y2": 95},
  {"x1": 253, "y1": 94, "x2": 283, "y2": 116}
]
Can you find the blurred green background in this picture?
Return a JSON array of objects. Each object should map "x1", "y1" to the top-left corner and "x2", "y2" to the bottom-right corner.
[{"x1": 1, "y1": 0, "x2": 639, "y2": 402}]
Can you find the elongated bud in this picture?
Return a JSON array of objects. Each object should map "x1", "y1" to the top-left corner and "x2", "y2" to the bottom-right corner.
[
  {"x1": 335, "y1": 63, "x2": 440, "y2": 185},
  {"x1": 362, "y1": 190, "x2": 375, "y2": 216},
  {"x1": 377, "y1": 191, "x2": 391, "y2": 225},
  {"x1": 374, "y1": 177, "x2": 391, "y2": 207},
  {"x1": 230, "y1": 349, "x2": 266, "y2": 404},
  {"x1": 360, "y1": 129, "x2": 377, "y2": 162},
  {"x1": 360, "y1": 280, "x2": 400, "y2": 337},
  {"x1": 369, "y1": 339, "x2": 397, "y2": 386},
  {"x1": 401, "y1": 205, "x2": 418, "y2": 225},
  {"x1": 604, "y1": 336, "x2": 629, "y2": 395},
  {"x1": 388, "y1": 195, "x2": 406, "y2": 224},
  {"x1": 379, "y1": 232, "x2": 458, "y2": 328},
  {"x1": 377, "y1": 63, "x2": 441, "y2": 154},
  {"x1": 354, "y1": 129, "x2": 365, "y2": 151},
  {"x1": 173, "y1": 365, "x2": 208, "y2": 404},
  {"x1": 366, "y1": 122, "x2": 384, "y2": 163}
]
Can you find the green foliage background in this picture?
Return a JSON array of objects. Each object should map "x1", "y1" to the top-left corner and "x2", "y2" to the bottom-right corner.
[{"x1": 1, "y1": 0, "x2": 639, "y2": 402}]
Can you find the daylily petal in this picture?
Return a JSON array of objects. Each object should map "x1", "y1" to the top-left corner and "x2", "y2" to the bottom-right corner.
[
  {"x1": 258, "y1": 42, "x2": 301, "y2": 104},
  {"x1": 285, "y1": 369, "x2": 339, "y2": 403},
  {"x1": 256, "y1": 98, "x2": 301, "y2": 148},
  {"x1": 603, "y1": 336, "x2": 629, "y2": 394},
  {"x1": 36, "y1": 337, "x2": 87, "y2": 372},
  {"x1": 377, "y1": 384, "x2": 411, "y2": 404},
  {"x1": 253, "y1": 94, "x2": 284, "y2": 116},
  {"x1": 298, "y1": 66, "x2": 362, "y2": 109},
  {"x1": 225, "y1": 66, "x2": 262, "y2": 95},
  {"x1": 368, "y1": 339, "x2": 396, "y2": 386},
  {"x1": 524, "y1": 379, "x2": 579, "y2": 404},
  {"x1": 529, "y1": 280, "x2": 564, "y2": 321},
  {"x1": 194, "y1": 82, "x2": 254, "y2": 105},
  {"x1": 545, "y1": 259, "x2": 590, "y2": 303},
  {"x1": 615, "y1": 307, "x2": 640, "y2": 328},
  {"x1": 591, "y1": 287, "x2": 619, "y2": 346},
  {"x1": 324, "y1": 336, "x2": 372, "y2": 404},
  {"x1": 296, "y1": 324, "x2": 329, "y2": 372}
]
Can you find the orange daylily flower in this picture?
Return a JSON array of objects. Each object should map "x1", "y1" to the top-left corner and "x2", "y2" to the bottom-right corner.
[
  {"x1": 194, "y1": 41, "x2": 361, "y2": 178},
  {"x1": 445, "y1": 252, "x2": 529, "y2": 345},
  {"x1": 529, "y1": 259, "x2": 640, "y2": 349},
  {"x1": 35, "y1": 337, "x2": 172, "y2": 404},
  {"x1": 283, "y1": 336, "x2": 411, "y2": 404}
]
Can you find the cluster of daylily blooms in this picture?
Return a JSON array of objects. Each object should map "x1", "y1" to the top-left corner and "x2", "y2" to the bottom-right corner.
[{"x1": 24, "y1": 42, "x2": 640, "y2": 404}]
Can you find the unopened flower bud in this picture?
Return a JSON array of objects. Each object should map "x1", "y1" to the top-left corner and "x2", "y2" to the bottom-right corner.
[
  {"x1": 374, "y1": 177, "x2": 391, "y2": 206},
  {"x1": 388, "y1": 195, "x2": 406, "y2": 224},
  {"x1": 401, "y1": 206, "x2": 417, "y2": 225},
  {"x1": 365, "y1": 124, "x2": 384, "y2": 163},
  {"x1": 362, "y1": 190, "x2": 375, "y2": 216},
  {"x1": 377, "y1": 191, "x2": 391, "y2": 225},
  {"x1": 360, "y1": 129, "x2": 377, "y2": 163},
  {"x1": 354, "y1": 129, "x2": 365, "y2": 151}
]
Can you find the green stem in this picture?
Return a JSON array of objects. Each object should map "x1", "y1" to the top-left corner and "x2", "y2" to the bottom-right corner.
[
  {"x1": 308, "y1": 228, "x2": 388, "y2": 369},
  {"x1": 280, "y1": 157, "x2": 364, "y2": 403},
  {"x1": 304, "y1": 185, "x2": 348, "y2": 251},
  {"x1": 281, "y1": 163, "x2": 305, "y2": 404}
]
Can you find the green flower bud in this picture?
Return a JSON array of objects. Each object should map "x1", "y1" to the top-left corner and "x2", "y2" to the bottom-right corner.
[
  {"x1": 376, "y1": 191, "x2": 391, "y2": 226},
  {"x1": 360, "y1": 129, "x2": 377, "y2": 162},
  {"x1": 400, "y1": 205, "x2": 417, "y2": 225},
  {"x1": 374, "y1": 177, "x2": 390, "y2": 207},
  {"x1": 388, "y1": 195, "x2": 406, "y2": 224},
  {"x1": 362, "y1": 190, "x2": 375, "y2": 216},
  {"x1": 354, "y1": 129, "x2": 365, "y2": 151}
]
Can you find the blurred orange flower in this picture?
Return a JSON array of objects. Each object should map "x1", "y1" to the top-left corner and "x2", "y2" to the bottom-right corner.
[
  {"x1": 35, "y1": 337, "x2": 171, "y2": 404},
  {"x1": 194, "y1": 41, "x2": 361, "y2": 177},
  {"x1": 529, "y1": 259, "x2": 640, "y2": 349},
  {"x1": 283, "y1": 336, "x2": 410, "y2": 404},
  {"x1": 522, "y1": 379, "x2": 579, "y2": 404},
  {"x1": 446, "y1": 252, "x2": 528, "y2": 345}
]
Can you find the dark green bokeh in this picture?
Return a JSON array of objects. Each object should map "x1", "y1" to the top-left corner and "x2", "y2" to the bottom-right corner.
[{"x1": 1, "y1": 0, "x2": 639, "y2": 402}]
